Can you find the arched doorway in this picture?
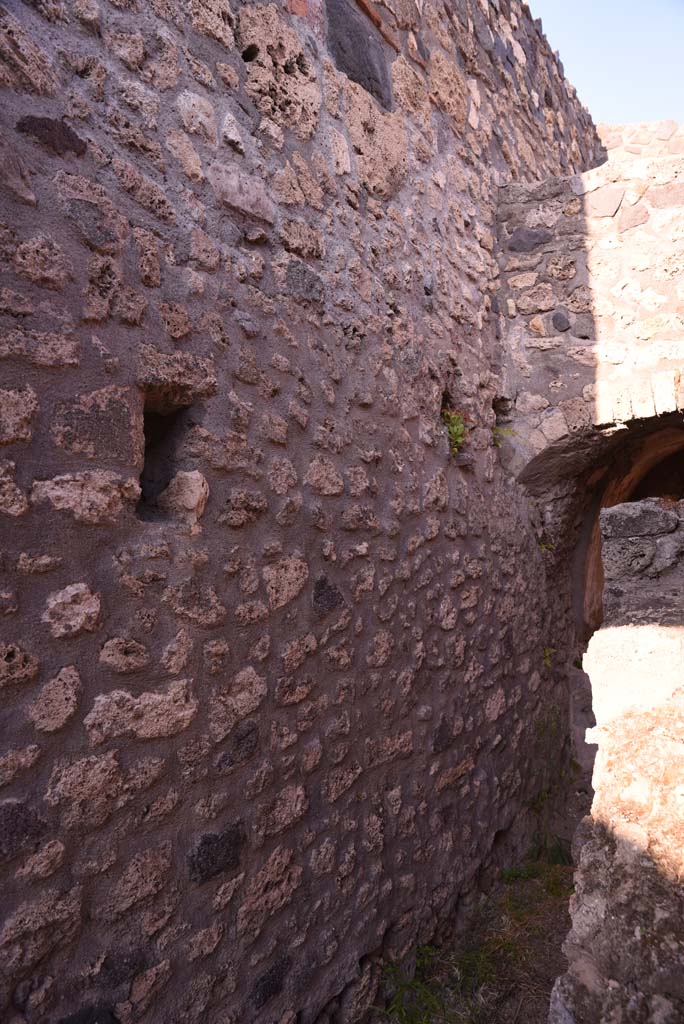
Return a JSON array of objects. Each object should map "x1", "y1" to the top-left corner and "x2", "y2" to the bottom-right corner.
[{"x1": 578, "y1": 416, "x2": 684, "y2": 639}]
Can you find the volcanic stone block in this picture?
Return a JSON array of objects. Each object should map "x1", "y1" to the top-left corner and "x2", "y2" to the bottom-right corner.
[
  {"x1": 16, "y1": 116, "x2": 87, "y2": 156},
  {"x1": 312, "y1": 575, "x2": 344, "y2": 618},
  {"x1": 507, "y1": 226, "x2": 553, "y2": 252},
  {"x1": 552, "y1": 310, "x2": 571, "y2": 332},
  {"x1": 326, "y1": 0, "x2": 392, "y2": 110},
  {"x1": 250, "y1": 955, "x2": 292, "y2": 1010},
  {"x1": 188, "y1": 821, "x2": 247, "y2": 883},
  {"x1": 601, "y1": 501, "x2": 679, "y2": 539},
  {"x1": 0, "y1": 799, "x2": 46, "y2": 862}
]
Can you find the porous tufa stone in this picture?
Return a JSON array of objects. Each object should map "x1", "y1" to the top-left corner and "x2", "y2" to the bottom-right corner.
[{"x1": 157, "y1": 470, "x2": 209, "y2": 531}]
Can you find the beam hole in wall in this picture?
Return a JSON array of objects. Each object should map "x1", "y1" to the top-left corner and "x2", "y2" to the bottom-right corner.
[
  {"x1": 136, "y1": 400, "x2": 195, "y2": 522},
  {"x1": 493, "y1": 395, "x2": 513, "y2": 425}
]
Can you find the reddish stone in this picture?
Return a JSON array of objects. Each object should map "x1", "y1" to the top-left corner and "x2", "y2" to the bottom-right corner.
[{"x1": 287, "y1": 0, "x2": 308, "y2": 16}]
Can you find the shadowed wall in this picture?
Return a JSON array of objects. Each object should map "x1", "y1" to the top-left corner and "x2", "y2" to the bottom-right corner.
[{"x1": 0, "y1": 2, "x2": 601, "y2": 1022}]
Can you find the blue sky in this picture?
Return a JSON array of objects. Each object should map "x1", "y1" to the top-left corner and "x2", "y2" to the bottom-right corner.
[{"x1": 531, "y1": 0, "x2": 684, "y2": 124}]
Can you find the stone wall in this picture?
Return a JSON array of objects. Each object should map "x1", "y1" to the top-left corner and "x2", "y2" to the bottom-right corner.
[
  {"x1": 551, "y1": 498, "x2": 684, "y2": 1024},
  {"x1": 0, "y1": 2, "x2": 603, "y2": 1022},
  {"x1": 496, "y1": 120, "x2": 684, "y2": 486},
  {"x1": 493, "y1": 123, "x2": 684, "y2": 1023},
  {"x1": 493, "y1": 122, "x2": 684, "y2": 646}
]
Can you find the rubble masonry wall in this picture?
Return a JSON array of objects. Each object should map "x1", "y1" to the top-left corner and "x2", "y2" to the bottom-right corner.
[{"x1": 0, "y1": 2, "x2": 600, "y2": 1021}]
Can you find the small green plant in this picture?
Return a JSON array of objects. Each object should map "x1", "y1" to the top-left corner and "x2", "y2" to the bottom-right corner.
[
  {"x1": 543, "y1": 646, "x2": 555, "y2": 669},
  {"x1": 530, "y1": 787, "x2": 551, "y2": 814},
  {"x1": 501, "y1": 862, "x2": 542, "y2": 884},
  {"x1": 491, "y1": 425, "x2": 514, "y2": 448},
  {"x1": 534, "y1": 707, "x2": 562, "y2": 742},
  {"x1": 451, "y1": 945, "x2": 498, "y2": 994},
  {"x1": 503, "y1": 886, "x2": 538, "y2": 922},
  {"x1": 379, "y1": 947, "x2": 446, "y2": 1024},
  {"x1": 542, "y1": 836, "x2": 573, "y2": 867},
  {"x1": 538, "y1": 539, "x2": 556, "y2": 553},
  {"x1": 378, "y1": 850, "x2": 576, "y2": 1024},
  {"x1": 543, "y1": 869, "x2": 574, "y2": 898},
  {"x1": 442, "y1": 409, "x2": 466, "y2": 455}
]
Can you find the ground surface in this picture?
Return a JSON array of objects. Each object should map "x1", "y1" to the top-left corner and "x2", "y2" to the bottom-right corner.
[
  {"x1": 378, "y1": 737, "x2": 595, "y2": 1024},
  {"x1": 379, "y1": 854, "x2": 575, "y2": 1024}
]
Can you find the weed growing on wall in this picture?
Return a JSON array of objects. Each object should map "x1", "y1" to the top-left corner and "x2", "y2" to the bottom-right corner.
[
  {"x1": 491, "y1": 425, "x2": 514, "y2": 448},
  {"x1": 442, "y1": 410, "x2": 466, "y2": 455}
]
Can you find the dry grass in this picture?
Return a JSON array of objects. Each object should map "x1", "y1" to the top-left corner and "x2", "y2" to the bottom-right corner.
[{"x1": 377, "y1": 857, "x2": 575, "y2": 1024}]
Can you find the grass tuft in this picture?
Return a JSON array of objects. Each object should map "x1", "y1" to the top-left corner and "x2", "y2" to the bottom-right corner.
[{"x1": 379, "y1": 852, "x2": 575, "y2": 1024}]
